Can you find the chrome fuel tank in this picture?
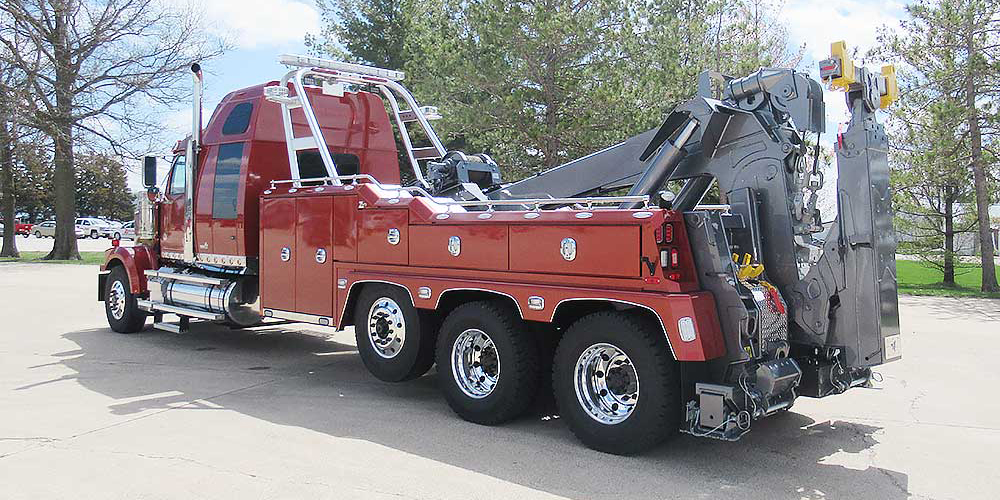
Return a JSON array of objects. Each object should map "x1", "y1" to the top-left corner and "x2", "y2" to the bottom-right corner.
[{"x1": 149, "y1": 268, "x2": 261, "y2": 326}]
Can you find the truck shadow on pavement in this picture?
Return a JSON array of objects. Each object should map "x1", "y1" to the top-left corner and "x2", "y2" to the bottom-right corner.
[{"x1": 49, "y1": 323, "x2": 908, "y2": 499}]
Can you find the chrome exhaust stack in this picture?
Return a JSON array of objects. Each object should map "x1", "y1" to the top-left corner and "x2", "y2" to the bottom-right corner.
[{"x1": 183, "y1": 63, "x2": 203, "y2": 264}]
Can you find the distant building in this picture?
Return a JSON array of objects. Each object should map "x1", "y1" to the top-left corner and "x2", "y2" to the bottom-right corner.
[{"x1": 955, "y1": 204, "x2": 1000, "y2": 255}]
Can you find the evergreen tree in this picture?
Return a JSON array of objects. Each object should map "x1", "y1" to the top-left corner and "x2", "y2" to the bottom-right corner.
[
  {"x1": 311, "y1": 0, "x2": 801, "y2": 178},
  {"x1": 75, "y1": 153, "x2": 133, "y2": 221},
  {"x1": 876, "y1": 0, "x2": 1000, "y2": 292}
]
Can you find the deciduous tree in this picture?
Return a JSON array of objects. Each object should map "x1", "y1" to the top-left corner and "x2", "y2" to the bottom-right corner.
[{"x1": 0, "y1": 0, "x2": 223, "y2": 260}]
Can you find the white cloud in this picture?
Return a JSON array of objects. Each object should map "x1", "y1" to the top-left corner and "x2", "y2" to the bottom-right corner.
[
  {"x1": 783, "y1": 0, "x2": 907, "y2": 67},
  {"x1": 781, "y1": 0, "x2": 908, "y2": 136},
  {"x1": 180, "y1": 0, "x2": 321, "y2": 49}
]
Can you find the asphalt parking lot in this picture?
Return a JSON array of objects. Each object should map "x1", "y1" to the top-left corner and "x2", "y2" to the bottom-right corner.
[{"x1": 1, "y1": 263, "x2": 997, "y2": 499}]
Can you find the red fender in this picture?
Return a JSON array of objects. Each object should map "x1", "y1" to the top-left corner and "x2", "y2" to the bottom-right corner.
[{"x1": 103, "y1": 244, "x2": 158, "y2": 294}]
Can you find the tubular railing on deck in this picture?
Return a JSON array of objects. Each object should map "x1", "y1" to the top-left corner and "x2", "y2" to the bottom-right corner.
[{"x1": 268, "y1": 174, "x2": 651, "y2": 211}]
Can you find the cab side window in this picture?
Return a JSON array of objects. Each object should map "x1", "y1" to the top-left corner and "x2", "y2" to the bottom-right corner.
[
  {"x1": 168, "y1": 155, "x2": 186, "y2": 196},
  {"x1": 213, "y1": 142, "x2": 244, "y2": 219}
]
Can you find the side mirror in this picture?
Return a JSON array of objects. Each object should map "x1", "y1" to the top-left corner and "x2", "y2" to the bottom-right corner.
[{"x1": 143, "y1": 156, "x2": 157, "y2": 188}]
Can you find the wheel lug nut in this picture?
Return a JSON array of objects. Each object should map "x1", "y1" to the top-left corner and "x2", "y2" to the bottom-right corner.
[{"x1": 595, "y1": 370, "x2": 604, "y2": 378}]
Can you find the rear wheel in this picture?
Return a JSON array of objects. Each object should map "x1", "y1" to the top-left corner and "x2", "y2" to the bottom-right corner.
[
  {"x1": 104, "y1": 266, "x2": 148, "y2": 333},
  {"x1": 33, "y1": 230, "x2": 40, "y2": 238},
  {"x1": 113, "y1": 231, "x2": 121, "y2": 240},
  {"x1": 552, "y1": 311, "x2": 680, "y2": 455},
  {"x1": 90, "y1": 229, "x2": 98, "y2": 239},
  {"x1": 436, "y1": 301, "x2": 540, "y2": 425},
  {"x1": 354, "y1": 284, "x2": 437, "y2": 382}
]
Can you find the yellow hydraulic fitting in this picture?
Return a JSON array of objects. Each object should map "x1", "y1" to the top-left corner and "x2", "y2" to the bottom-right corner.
[
  {"x1": 880, "y1": 64, "x2": 898, "y2": 109},
  {"x1": 734, "y1": 252, "x2": 764, "y2": 281},
  {"x1": 824, "y1": 41, "x2": 856, "y2": 91}
]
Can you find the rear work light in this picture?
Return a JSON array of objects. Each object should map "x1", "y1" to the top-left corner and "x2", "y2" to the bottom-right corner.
[{"x1": 659, "y1": 248, "x2": 680, "y2": 268}]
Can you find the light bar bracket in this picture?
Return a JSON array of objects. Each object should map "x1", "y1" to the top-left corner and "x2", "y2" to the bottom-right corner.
[{"x1": 278, "y1": 54, "x2": 405, "y2": 81}]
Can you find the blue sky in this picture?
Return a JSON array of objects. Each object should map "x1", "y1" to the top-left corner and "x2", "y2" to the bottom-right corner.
[{"x1": 135, "y1": 0, "x2": 911, "y2": 189}]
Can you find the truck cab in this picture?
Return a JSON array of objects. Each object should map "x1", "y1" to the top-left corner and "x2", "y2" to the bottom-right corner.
[{"x1": 155, "y1": 81, "x2": 401, "y2": 267}]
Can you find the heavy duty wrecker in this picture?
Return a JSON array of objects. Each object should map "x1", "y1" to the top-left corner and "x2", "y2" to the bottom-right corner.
[{"x1": 99, "y1": 42, "x2": 901, "y2": 454}]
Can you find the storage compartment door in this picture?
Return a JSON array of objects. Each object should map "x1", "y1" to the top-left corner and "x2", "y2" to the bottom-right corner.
[
  {"x1": 260, "y1": 198, "x2": 296, "y2": 312},
  {"x1": 295, "y1": 197, "x2": 334, "y2": 317},
  {"x1": 509, "y1": 225, "x2": 640, "y2": 277},
  {"x1": 358, "y1": 210, "x2": 408, "y2": 265}
]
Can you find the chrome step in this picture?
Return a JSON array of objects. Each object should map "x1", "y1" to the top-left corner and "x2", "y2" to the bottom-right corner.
[
  {"x1": 153, "y1": 321, "x2": 183, "y2": 333},
  {"x1": 137, "y1": 299, "x2": 225, "y2": 321},
  {"x1": 144, "y1": 270, "x2": 226, "y2": 286}
]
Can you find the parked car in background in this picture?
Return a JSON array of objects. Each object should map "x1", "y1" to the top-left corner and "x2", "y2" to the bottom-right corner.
[
  {"x1": 34, "y1": 221, "x2": 87, "y2": 238},
  {"x1": 99, "y1": 220, "x2": 125, "y2": 239},
  {"x1": 75, "y1": 217, "x2": 111, "y2": 239},
  {"x1": 0, "y1": 218, "x2": 33, "y2": 236},
  {"x1": 34, "y1": 221, "x2": 55, "y2": 238},
  {"x1": 120, "y1": 221, "x2": 135, "y2": 240}
]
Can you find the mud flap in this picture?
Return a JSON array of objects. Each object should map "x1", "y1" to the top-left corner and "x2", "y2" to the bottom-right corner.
[{"x1": 98, "y1": 271, "x2": 109, "y2": 302}]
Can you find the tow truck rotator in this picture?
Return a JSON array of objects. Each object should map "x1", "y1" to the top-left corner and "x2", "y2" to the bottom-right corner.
[{"x1": 99, "y1": 41, "x2": 901, "y2": 453}]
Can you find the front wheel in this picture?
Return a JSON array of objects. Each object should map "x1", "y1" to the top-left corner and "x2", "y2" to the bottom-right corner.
[
  {"x1": 104, "y1": 266, "x2": 148, "y2": 333},
  {"x1": 90, "y1": 229, "x2": 98, "y2": 239},
  {"x1": 552, "y1": 311, "x2": 681, "y2": 455},
  {"x1": 113, "y1": 231, "x2": 121, "y2": 240},
  {"x1": 354, "y1": 284, "x2": 437, "y2": 382},
  {"x1": 436, "y1": 300, "x2": 540, "y2": 425},
  {"x1": 33, "y1": 231, "x2": 40, "y2": 238}
]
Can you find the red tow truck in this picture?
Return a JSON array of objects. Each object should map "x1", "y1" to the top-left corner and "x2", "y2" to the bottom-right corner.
[{"x1": 100, "y1": 44, "x2": 901, "y2": 454}]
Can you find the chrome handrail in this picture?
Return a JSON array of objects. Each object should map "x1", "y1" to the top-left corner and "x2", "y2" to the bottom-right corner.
[
  {"x1": 268, "y1": 174, "x2": 650, "y2": 210},
  {"x1": 694, "y1": 204, "x2": 731, "y2": 212}
]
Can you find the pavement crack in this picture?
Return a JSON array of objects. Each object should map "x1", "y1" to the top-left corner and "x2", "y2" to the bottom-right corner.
[{"x1": 876, "y1": 466, "x2": 910, "y2": 497}]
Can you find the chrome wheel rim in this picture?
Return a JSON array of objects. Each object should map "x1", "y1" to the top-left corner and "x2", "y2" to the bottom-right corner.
[
  {"x1": 451, "y1": 328, "x2": 499, "y2": 399},
  {"x1": 574, "y1": 343, "x2": 638, "y2": 425},
  {"x1": 367, "y1": 298, "x2": 405, "y2": 358},
  {"x1": 109, "y1": 280, "x2": 127, "y2": 320}
]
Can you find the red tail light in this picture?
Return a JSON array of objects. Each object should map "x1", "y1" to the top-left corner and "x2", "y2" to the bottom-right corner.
[{"x1": 654, "y1": 223, "x2": 674, "y2": 244}]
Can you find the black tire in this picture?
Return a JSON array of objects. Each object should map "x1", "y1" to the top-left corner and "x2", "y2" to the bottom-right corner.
[
  {"x1": 552, "y1": 311, "x2": 680, "y2": 455},
  {"x1": 113, "y1": 231, "x2": 121, "y2": 240},
  {"x1": 32, "y1": 231, "x2": 39, "y2": 238},
  {"x1": 104, "y1": 266, "x2": 148, "y2": 333},
  {"x1": 90, "y1": 229, "x2": 98, "y2": 239},
  {"x1": 353, "y1": 284, "x2": 437, "y2": 382},
  {"x1": 436, "y1": 300, "x2": 540, "y2": 425}
]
